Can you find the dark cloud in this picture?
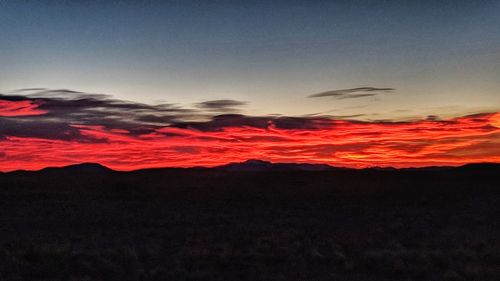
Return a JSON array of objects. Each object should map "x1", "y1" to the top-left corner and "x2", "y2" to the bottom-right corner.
[
  {"x1": 0, "y1": 118, "x2": 100, "y2": 142},
  {"x1": 194, "y1": 99, "x2": 247, "y2": 112},
  {"x1": 0, "y1": 94, "x2": 31, "y2": 101},
  {"x1": 426, "y1": 115, "x2": 440, "y2": 121},
  {"x1": 1, "y1": 89, "x2": 340, "y2": 140},
  {"x1": 33, "y1": 89, "x2": 85, "y2": 95},
  {"x1": 10, "y1": 88, "x2": 49, "y2": 93},
  {"x1": 0, "y1": 89, "x2": 198, "y2": 141},
  {"x1": 273, "y1": 116, "x2": 333, "y2": 129},
  {"x1": 308, "y1": 87, "x2": 394, "y2": 99},
  {"x1": 172, "y1": 114, "x2": 270, "y2": 131},
  {"x1": 337, "y1": 93, "x2": 378, "y2": 99},
  {"x1": 303, "y1": 112, "x2": 368, "y2": 120},
  {"x1": 172, "y1": 114, "x2": 334, "y2": 131},
  {"x1": 15, "y1": 90, "x2": 190, "y2": 114}
]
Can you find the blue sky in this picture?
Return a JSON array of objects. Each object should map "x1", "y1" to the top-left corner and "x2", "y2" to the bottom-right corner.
[{"x1": 1, "y1": 0, "x2": 499, "y2": 119}]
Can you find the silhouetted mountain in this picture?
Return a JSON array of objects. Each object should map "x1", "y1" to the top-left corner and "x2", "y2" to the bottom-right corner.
[
  {"x1": 40, "y1": 162, "x2": 113, "y2": 173},
  {"x1": 2, "y1": 160, "x2": 497, "y2": 198},
  {"x1": 454, "y1": 162, "x2": 500, "y2": 172},
  {"x1": 217, "y1": 159, "x2": 338, "y2": 171},
  {"x1": 5, "y1": 160, "x2": 500, "y2": 174}
]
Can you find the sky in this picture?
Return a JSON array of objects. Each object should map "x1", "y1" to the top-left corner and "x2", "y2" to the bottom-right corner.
[{"x1": 0, "y1": 1, "x2": 499, "y2": 170}]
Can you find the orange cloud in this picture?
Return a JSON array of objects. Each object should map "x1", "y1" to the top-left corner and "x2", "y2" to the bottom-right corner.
[
  {"x1": 0, "y1": 100, "x2": 47, "y2": 117},
  {"x1": 0, "y1": 112, "x2": 498, "y2": 171}
]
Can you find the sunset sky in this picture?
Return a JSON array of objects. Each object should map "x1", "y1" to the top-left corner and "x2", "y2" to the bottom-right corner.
[{"x1": 1, "y1": 1, "x2": 499, "y2": 171}]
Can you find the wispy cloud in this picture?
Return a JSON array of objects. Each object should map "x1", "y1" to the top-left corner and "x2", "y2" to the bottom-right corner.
[
  {"x1": 194, "y1": 99, "x2": 247, "y2": 112},
  {"x1": 0, "y1": 90, "x2": 198, "y2": 140},
  {"x1": 308, "y1": 87, "x2": 395, "y2": 99}
]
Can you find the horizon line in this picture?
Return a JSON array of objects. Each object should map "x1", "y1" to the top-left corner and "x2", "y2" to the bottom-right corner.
[{"x1": 3, "y1": 160, "x2": 499, "y2": 173}]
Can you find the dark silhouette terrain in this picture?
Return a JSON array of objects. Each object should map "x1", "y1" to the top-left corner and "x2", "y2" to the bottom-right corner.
[{"x1": 0, "y1": 161, "x2": 499, "y2": 280}]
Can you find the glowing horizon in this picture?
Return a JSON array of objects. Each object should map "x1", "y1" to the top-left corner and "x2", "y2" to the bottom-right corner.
[{"x1": 1, "y1": 92, "x2": 498, "y2": 172}]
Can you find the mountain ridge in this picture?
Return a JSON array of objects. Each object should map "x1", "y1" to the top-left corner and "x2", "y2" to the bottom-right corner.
[{"x1": 3, "y1": 160, "x2": 500, "y2": 174}]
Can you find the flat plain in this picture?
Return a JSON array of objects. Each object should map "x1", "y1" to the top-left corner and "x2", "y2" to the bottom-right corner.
[{"x1": 0, "y1": 164, "x2": 499, "y2": 281}]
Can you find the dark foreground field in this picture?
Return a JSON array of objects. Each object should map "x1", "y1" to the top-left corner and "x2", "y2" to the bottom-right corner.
[{"x1": 0, "y1": 163, "x2": 499, "y2": 280}]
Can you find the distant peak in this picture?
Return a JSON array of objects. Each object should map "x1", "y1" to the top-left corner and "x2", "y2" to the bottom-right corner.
[
  {"x1": 241, "y1": 159, "x2": 273, "y2": 165},
  {"x1": 456, "y1": 162, "x2": 500, "y2": 171},
  {"x1": 218, "y1": 159, "x2": 335, "y2": 171},
  {"x1": 41, "y1": 162, "x2": 112, "y2": 172},
  {"x1": 66, "y1": 162, "x2": 110, "y2": 169}
]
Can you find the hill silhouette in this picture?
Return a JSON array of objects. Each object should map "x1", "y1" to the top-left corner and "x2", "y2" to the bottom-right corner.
[
  {"x1": 5, "y1": 160, "x2": 499, "y2": 174},
  {"x1": 40, "y1": 162, "x2": 113, "y2": 173},
  {"x1": 1, "y1": 161, "x2": 498, "y2": 198},
  {"x1": 217, "y1": 159, "x2": 339, "y2": 171}
]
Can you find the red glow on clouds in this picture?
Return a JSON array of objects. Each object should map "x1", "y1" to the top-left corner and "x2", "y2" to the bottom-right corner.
[
  {"x1": 0, "y1": 100, "x2": 47, "y2": 117},
  {"x1": 1, "y1": 112, "x2": 499, "y2": 171}
]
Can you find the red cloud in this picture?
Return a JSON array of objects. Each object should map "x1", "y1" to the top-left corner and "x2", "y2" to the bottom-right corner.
[
  {"x1": 0, "y1": 100, "x2": 47, "y2": 117},
  {"x1": 0, "y1": 112, "x2": 498, "y2": 171}
]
